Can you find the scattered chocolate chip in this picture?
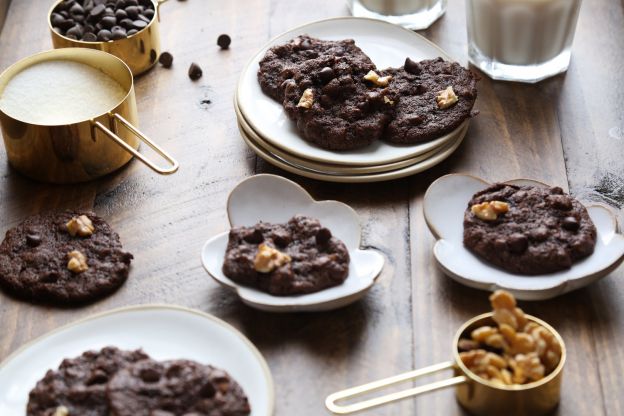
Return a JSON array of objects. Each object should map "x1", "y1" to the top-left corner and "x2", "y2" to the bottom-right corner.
[
  {"x1": 200, "y1": 99, "x2": 212, "y2": 105},
  {"x1": 217, "y1": 34, "x2": 231, "y2": 49},
  {"x1": 404, "y1": 57, "x2": 422, "y2": 75},
  {"x1": 315, "y1": 227, "x2": 332, "y2": 245},
  {"x1": 562, "y1": 216, "x2": 580, "y2": 232},
  {"x1": 272, "y1": 231, "x2": 291, "y2": 247},
  {"x1": 243, "y1": 228, "x2": 263, "y2": 244},
  {"x1": 188, "y1": 62, "x2": 203, "y2": 80},
  {"x1": 158, "y1": 51, "x2": 173, "y2": 68}
]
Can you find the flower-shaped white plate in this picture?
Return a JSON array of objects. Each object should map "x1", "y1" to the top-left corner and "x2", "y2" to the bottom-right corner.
[
  {"x1": 0, "y1": 305, "x2": 274, "y2": 416},
  {"x1": 423, "y1": 174, "x2": 624, "y2": 300},
  {"x1": 236, "y1": 17, "x2": 466, "y2": 167},
  {"x1": 201, "y1": 174, "x2": 384, "y2": 312}
]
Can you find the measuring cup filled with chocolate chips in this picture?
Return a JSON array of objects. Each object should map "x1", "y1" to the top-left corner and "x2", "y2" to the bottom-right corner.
[
  {"x1": 326, "y1": 291, "x2": 566, "y2": 416},
  {"x1": 0, "y1": 48, "x2": 178, "y2": 183},
  {"x1": 48, "y1": 0, "x2": 168, "y2": 75}
]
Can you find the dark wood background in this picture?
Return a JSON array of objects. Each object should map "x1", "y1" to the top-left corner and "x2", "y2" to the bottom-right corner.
[{"x1": 1, "y1": 0, "x2": 623, "y2": 414}]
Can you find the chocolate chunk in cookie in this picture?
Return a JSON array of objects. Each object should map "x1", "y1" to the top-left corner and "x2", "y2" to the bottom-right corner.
[
  {"x1": 107, "y1": 359, "x2": 251, "y2": 416},
  {"x1": 382, "y1": 57, "x2": 478, "y2": 144},
  {"x1": 0, "y1": 211, "x2": 133, "y2": 305},
  {"x1": 257, "y1": 35, "x2": 375, "y2": 102},
  {"x1": 222, "y1": 215, "x2": 350, "y2": 295},
  {"x1": 27, "y1": 347, "x2": 150, "y2": 416},
  {"x1": 463, "y1": 184, "x2": 596, "y2": 275}
]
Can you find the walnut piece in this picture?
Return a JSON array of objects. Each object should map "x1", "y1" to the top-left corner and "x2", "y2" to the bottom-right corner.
[
  {"x1": 471, "y1": 200, "x2": 510, "y2": 221},
  {"x1": 253, "y1": 243, "x2": 291, "y2": 273},
  {"x1": 67, "y1": 250, "x2": 88, "y2": 273},
  {"x1": 66, "y1": 215, "x2": 95, "y2": 237},
  {"x1": 383, "y1": 95, "x2": 394, "y2": 105},
  {"x1": 297, "y1": 88, "x2": 314, "y2": 109},
  {"x1": 53, "y1": 406, "x2": 69, "y2": 416},
  {"x1": 363, "y1": 70, "x2": 392, "y2": 87},
  {"x1": 436, "y1": 86, "x2": 459, "y2": 109},
  {"x1": 458, "y1": 290, "x2": 562, "y2": 386}
]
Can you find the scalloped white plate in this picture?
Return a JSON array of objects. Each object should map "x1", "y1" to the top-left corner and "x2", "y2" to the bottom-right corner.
[
  {"x1": 423, "y1": 174, "x2": 624, "y2": 300},
  {"x1": 201, "y1": 174, "x2": 384, "y2": 312},
  {"x1": 0, "y1": 305, "x2": 274, "y2": 416},
  {"x1": 236, "y1": 17, "x2": 468, "y2": 166}
]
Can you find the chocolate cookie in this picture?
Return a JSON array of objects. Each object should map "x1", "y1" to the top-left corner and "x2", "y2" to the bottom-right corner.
[
  {"x1": 281, "y1": 54, "x2": 393, "y2": 150},
  {"x1": 222, "y1": 215, "x2": 350, "y2": 295},
  {"x1": 258, "y1": 34, "x2": 375, "y2": 102},
  {"x1": 27, "y1": 347, "x2": 150, "y2": 416},
  {"x1": 0, "y1": 211, "x2": 133, "y2": 305},
  {"x1": 381, "y1": 57, "x2": 478, "y2": 144},
  {"x1": 463, "y1": 183, "x2": 597, "y2": 275},
  {"x1": 107, "y1": 359, "x2": 251, "y2": 416}
]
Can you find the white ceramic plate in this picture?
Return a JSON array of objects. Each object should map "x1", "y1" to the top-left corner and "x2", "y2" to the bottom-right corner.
[
  {"x1": 201, "y1": 174, "x2": 384, "y2": 312},
  {"x1": 236, "y1": 17, "x2": 467, "y2": 166},
  {"x1": 0, "y1": 305, "x2": 274, "y2": 416},
  {"x1": 424, "y1": 174, "x2": 624, "y2": 300},
  {"x1": 239, "y1": 120, "x2": 468, "y2": 183},
  {"x1": 235, "y1": 99, "x2": 455, "y2": 174}
]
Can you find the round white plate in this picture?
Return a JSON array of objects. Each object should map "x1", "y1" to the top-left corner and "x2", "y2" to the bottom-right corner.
[
  {"x1": 240, "y1": 120, "x2": 468, "y2": 183},
  {"x1": 0, "y1": 305, "x2": 274, "y2": 415},
  {"x1": 237, "y1": 117, "x2": 450, "y2": 174},
  {"x1": 423, "y1": 174, "x2": 624, "y2": 300},
  {"x1": 236, "y1": 16, "x2": 467, "y2": 166},
  {"x1": 201, "y1": 174, "x2": 385, "y2": 312}
]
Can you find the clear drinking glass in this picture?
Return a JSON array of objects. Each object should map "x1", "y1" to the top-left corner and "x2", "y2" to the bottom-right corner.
[
  {"x1": 466, "y1": 0, "x2": 583, "y2": 83},
  {"x1": 349, "y1": 0, "x2": 447, "y2": 30}
]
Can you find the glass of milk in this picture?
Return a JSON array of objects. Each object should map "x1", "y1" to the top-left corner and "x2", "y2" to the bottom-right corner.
[
  {"x1": 349, "y1": 0, "x2": 447, "y2": 30},
  {"x1": 466, "y1": 0, "x2": 582, "y2": 83}
]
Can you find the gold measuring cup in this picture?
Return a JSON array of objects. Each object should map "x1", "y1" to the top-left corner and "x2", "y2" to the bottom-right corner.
[
  {"x1": 48, "y1": 0, "x2": 168, "y2": 76},
  {"x1": 0, "y1": 48, "x2": 178, "y2": 183},
  {"x1": 326, "y1": 313, "x2": 565, "y2": 416}
]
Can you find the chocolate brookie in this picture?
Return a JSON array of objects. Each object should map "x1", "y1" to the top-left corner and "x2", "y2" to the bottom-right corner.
[
  {"x1": 0, "y1": 211, "x2": 133, "y2": 305},
  {"x1": 463, "y1": 183, "x2": 597, "y2": 275},
  {"x1": 107, "y1": 359, "x2": 251, "y2": 416},
  {"x1": 27, "y1": 347, "x2": 150, "y2": 416},
  {"x1": 381, "y1": 57, "x2": 478, "y2": 144},
  {"x1": 222, "y1": 215, "x2": 350, "y2": 295},
  {"x1": 258, "y1": 34, "x2": 375, "y2": 102}
]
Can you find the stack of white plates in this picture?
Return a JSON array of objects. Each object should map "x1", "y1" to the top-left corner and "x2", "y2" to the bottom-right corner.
[{"x1": 235, "y1": 17, "x2": 470, "y2": 183}]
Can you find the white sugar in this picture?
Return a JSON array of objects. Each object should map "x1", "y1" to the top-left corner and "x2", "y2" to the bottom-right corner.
[{"x1": 0, "y1": 60, "x2": 127, "y2": 125}]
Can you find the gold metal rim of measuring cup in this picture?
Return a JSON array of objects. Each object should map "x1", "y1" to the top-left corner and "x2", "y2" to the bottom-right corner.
[
  {"x1": 47, "y1": 0, "x2": 169, "y2": 76},
  {"x1": 325, "y1": 312, "x2": 566, "y2": 414},
  {"x1": 0, "y1": 47, "x2": 178, "y2": 179}
]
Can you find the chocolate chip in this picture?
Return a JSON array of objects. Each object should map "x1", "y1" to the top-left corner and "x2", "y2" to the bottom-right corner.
[
  {"x1": 530, "y1": 227, "x2": 549, "y2": 242},
  {"x1": 158, "y1": 51, "x2": 173, "y2": 68},
  {"x1": 119, "y1": 18, "x2": 134, "y2": 29},
  {"x1": 86, "y1": 369, "x2": 108, "y2": 385},
  {"x1": 100, "y1": 15, "x2": 116, "y2": 29},
  {"x1": 132, "y1": 19, "x2": 147, "y2": 30},
  {"x1": 200, "y1": 382, "x2": 216, "y2": 398},
  {"x1": 125, "y1": 5, "x2": 139, "y2": 19},
  {"x1": 548, "y1": 195, "x2": 573, "y2": 211},
  {"x1": 139, "y1": 367, "x2": 161, "y2": 383},
  {"x1": 404, "y1": 57, "x2": 422, "y2": 75},
  {"x1": 69, "y1": 3, "x2": 84, "y2": 15},
  {"x1": 217, "y1": 34, "x2": 231, "y2": 49},
  {"x1": 51, "y1": 13, "x2": 65, "y2": 26},
  {"x1": 508, "y1": 233, "x2": 528, "y2": 253},
  {"x1": 82, "y1": 32, "x2": 98, "y2": 41},
  {"x1": 243, "y1": 228, "x2": 263, "y2": 244},
  {"x1": 66, "y1": 25, "x2": 83, "y2": 38},
  {"x1": 116, "y1": 0, "x2": 127, "y2": 8},
  {"x1": 137, "y1": 14, "x2": 151, "y2": 23},
  {"x1": 318, "y1": 66, "x2": 335, "y2": 84},
  {"x1": 272, "y1": 231, "x2": 291, "y2": 247},
  {"x1": 90, "y1": 3, "x2": 106, "y2": 18},
  {"x1": 143, "y1": 8, "x2": 154, "y2": 19},
  {"x1": 316, "y1": 227, "x2": 332, "y2": 245},
  {"x1": 114, "y1": 8, "x2": 127, "y2": 19},
  {"x1": 188, "y1": 62, "x2": 203, "y2": 80},
  {"x1": 551, "y1": 186, "x2": 564, "y2": 194},
  {"x1": 111, "y1": 29, "x2": 127, "y2": 40},
  {"x1": 126, "y1": 0, "x2": 139, "y2": 5},
  {"x1": 97, "y1": 29, "x2": 112, "y2": 41},
  {"x1": 562, "y1": 216, "x2": 580, "y2": 232},
  {"x1": 127, "y1": 28, "x2": 138, "y2": 35},
  {"x1": 26, "y1": 234, "x2": 41, "y2": 247}
]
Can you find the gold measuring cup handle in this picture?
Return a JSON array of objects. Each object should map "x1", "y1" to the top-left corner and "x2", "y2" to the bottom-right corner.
[
  {"x1": 93, "y1": 113, "x2": 179, "y2": 175},
  {"x1": 325, "y1": 361, "x2": 467, "y2": 414}
]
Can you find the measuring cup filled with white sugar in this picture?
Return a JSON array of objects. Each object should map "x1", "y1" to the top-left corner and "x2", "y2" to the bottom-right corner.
[{"x1": 0, "y1": 48, "x2": 177, "y2": 183}]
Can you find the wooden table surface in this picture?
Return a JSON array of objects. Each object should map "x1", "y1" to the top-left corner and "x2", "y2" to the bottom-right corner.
[{"x1": 1, "y1": 1, "x2": 623, "y2": 415}]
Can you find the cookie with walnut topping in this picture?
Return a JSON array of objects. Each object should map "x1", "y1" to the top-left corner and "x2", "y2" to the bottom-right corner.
[
  {"x1": 463, "y1": 183, "x2": 596, "y2": 275},
  {"x1": 27, "y1": 347, "x2": 150, "y2": 416},
  {"x1": 0, "y1": 211, "x2": 132, "y2": 305},
  {"x1": 381, "y1": 57, "x2": 479, "y2": 144},
  {"x1": 222, "y1": 215, "x2": 350, "y2": 295},
  {"x1": 107, "y1": 358, "x2": 251, "y2": 416}
]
